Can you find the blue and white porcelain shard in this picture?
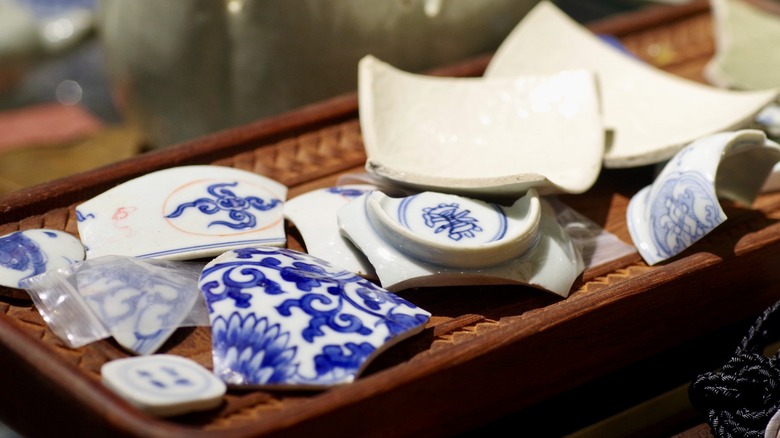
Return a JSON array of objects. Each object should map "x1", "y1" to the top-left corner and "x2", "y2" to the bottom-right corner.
[
  {"x1": 626, "y1": 129, "x2": 780, "y2": 266},
  {"x1": 76, "y1": 256, "x2": 206, "y2": 355},
  {"x1": 75, "y1": 165, "x2": 288, "y2": 260},
  {"x1": 366, "y1": 190, "x2": 541, "y2": 269},
  {"x1": 484, "y1": 1, "x2": 779, "y2": 169},
  {"x1": 198, "y1": 247, "x2": 431, "y2": 389},
  {"x1": 283, "y1": 184, "x2": 378, "y2": 279},
  {"x1": 358, "y1": 55, "x2": 603, "y2": 198},
  {"x1": 338, "y1": 189, "x2": 584, "y2": 297},
  {"x1": 0, "y1": 229, "x2": 85, "y2": 289},
  {"x1": 101, "y1": 354, "x2": 226, "y2": 417}
]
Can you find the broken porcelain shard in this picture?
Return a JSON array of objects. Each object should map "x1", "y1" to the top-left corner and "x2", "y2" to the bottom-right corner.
[
  {"x1": 283, "y1": 184, "x2": 378, "y2": 279},
  {"x1": 76, "y1": 165, "x2": 288, "y2": 261},
  {"x1": 358, "y1": 54, "x2": 604, "y2": 199},
  {"x1": 198, "y1": 247, "x2": 431, "y2": 389},
  {"x1": 485, "y1": 1, "x2": 778, "y2": 168},
  {"x1": 20, "y1": 255, "x2": 209, "y2": 354},
  {"x1": 627, "y1": 129, "x2": 780, "y2": 266},
  {"x1": 0, "y1": 229, "x2": 85, "y2": 289},
  {"x1": 338, "y1": 189, "x2": 584, "y2": 297},
  {"x1": 365, "y1": 190, "x2": 541, "y2": 269},
  {"x1": 101, "y1": 354, "x2": 226, "y2": 417}
]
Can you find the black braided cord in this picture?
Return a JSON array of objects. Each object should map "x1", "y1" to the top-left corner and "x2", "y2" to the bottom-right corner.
[{"x1": 689, "y1": 299, "x2": 780, "y2": 438}]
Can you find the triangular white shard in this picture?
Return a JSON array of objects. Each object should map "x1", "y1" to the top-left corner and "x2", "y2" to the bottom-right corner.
[{"x1": 485, "y1": 1, "x2": 778, "y2": 168}]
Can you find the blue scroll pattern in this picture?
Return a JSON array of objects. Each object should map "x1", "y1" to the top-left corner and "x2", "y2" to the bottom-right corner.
[
  {"x1": 649, "y1": 171, "x2": 722, "y2": 259},
  {"x1": 200, "y1": 247, "x2": 430, "y2": 386},
  {"x1": 166, "y1": 182, "x2": 281, "y2": 230}
]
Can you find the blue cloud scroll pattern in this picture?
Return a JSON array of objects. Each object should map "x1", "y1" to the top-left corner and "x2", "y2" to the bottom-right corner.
[
  {"x1": 0, "y1": 231, "x2": 48, "y2": 287},
  {"x1": 0, "y1": 229, "x2": 85, "y2": 289},
  {"x1": 199, "y1": 247, "x2": 431, "y2": 388},
  {"x1": 166, "y1": 181, "x2": 282, "y2": 231},
  {"x1": 648, "y1": 171, "x2": 723, "y2": 260}
]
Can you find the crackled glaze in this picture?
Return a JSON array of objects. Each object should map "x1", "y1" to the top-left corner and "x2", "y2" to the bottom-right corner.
[
  {"x1": 485, "y1": 1, "x2": 778, "y2": 168},
  {"x1": 359, "y1": 55, "x2": 603, "y2": 198}
]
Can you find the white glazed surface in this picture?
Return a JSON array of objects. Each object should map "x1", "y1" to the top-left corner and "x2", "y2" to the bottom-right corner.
[
  {"x1": 101, "y1": 354, "x2": 226, "y2": 417},
  {"x1": 705, "y1": 0, "x2": 780, "y2": 90},
  {"x1": 338, "y1": 191, "x2": 584, "y2": 297},
  {"x1": 485, "y1": 1, "x2": 779, "y2": 168},
  {"x1": 76, "y1": 165, "x2": 288, "y2": 260},
  {"x1": 0, "y1": 229, "x2": 85, "y2": 289},
  {"x1": 198, "y1": 247, "x2": 431, "y2": 389},
  {"x1": 365, "y1": 189, "x2": 541, "y2": 269},
  {"x1": 359, "y1": 55, "x2": 603, "y2": 197},
  {"x1": 283, "y1": 184, "x2": 378, "y2": 279},
  {"x1": 627, "y1": 129, "x2": 780, "y2": 265},
  {"x1": 767, "y1": 407, "x2": 780, "y2": 438}
]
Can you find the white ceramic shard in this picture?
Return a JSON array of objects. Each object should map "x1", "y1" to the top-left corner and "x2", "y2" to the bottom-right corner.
[
  {"x1": 359, "y1": 55, "x2": 604, "y2": 197},
  {"x1": 705, "y1": 0, "x2": 780, "y2": 91},
  {"x1": 627, "y1": 129, "x2": 780, "y2": 265},
  {"x1": 365, "y1": 190, "x2": 541, "y2": 269},
  {"x1": 338, "y1": 190, "x2": 584, "y2": 297},
  {"x1": 76, "y1": 165, "x2": 287, "y2": 260},
  {"x1": 485, "y1": 1, "x2": 779, "y2": 168},
  {"x1": 76, "y1": 256, "x2": 207, "y2": 355},
  {"x1": 101, "y1": 354, "x2": 226, "y2": 417},
  {"x1": 283, "y1": 184, "x2": 378, "y2": 279},
  {"x1": 198, "y1": 247, "x2": 431, "y2": 389},
  {"x1": 19, "y1": 255, "x2": 208, "y2": 352},
  {"x1": 0, "y1": 229, "x2": 85, "y2": 289}
]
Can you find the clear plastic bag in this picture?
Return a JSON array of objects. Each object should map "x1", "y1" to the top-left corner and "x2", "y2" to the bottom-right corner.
[{"x1": 20, "y1": 255, "x2": 209, "y2": 355}]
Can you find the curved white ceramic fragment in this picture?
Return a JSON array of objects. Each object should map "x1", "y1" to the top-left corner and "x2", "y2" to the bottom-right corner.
[
  {"x1": 705, "y1": 0, "x2": 780, "y2": 90},
  {"x1": 627, "y1": 129, "x2": 780, "y2": 265},
  {"x1": 365, "y1": 190, "x2": 541, "y2": 269},
  {"x1": 76, "y1": 165, "x2": 287, "y2": 260},
  {"x1": 198, "y1": 247, "x2": 431, "y2": 389},
  {"x1": 0, "y1": 229, "x2": 85, "y2": 289},
  {"x1": 485, "y1": 1, "x2": 779, "y2": 168},
  {"x1": 338, "y1": 191, "x2": 584, "y2": 297},
  {"x1": 101, "y1": 354, "x2": 226, "y2": 417},
  {"x1": 359, "y1": 54, "x2": 604, "y2": 197},
  {"x1": 283, "y1": 184, "x2": 378, "y2": 279}
]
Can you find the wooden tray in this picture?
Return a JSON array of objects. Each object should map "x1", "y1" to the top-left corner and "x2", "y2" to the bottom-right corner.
[{"x1": 1, "y1": 1, "x2": 776, "y2": 436}]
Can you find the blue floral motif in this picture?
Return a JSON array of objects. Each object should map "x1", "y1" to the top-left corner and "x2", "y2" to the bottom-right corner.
[
  {"x1": 422, "y1": 202, "x2": 483, "y2": 241},
  {"x1": 0, "y1": 231, "x2": 48, "y2": 286},
  {"x1": 165, "y1": 182, "x2": 281, "y2": 230},
  {"x1": 211, "y1": 312, "x2": 297, "y2": 385},
  {"x1": 649, "y1": 171, "x2": 722, "y2": 259}
]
